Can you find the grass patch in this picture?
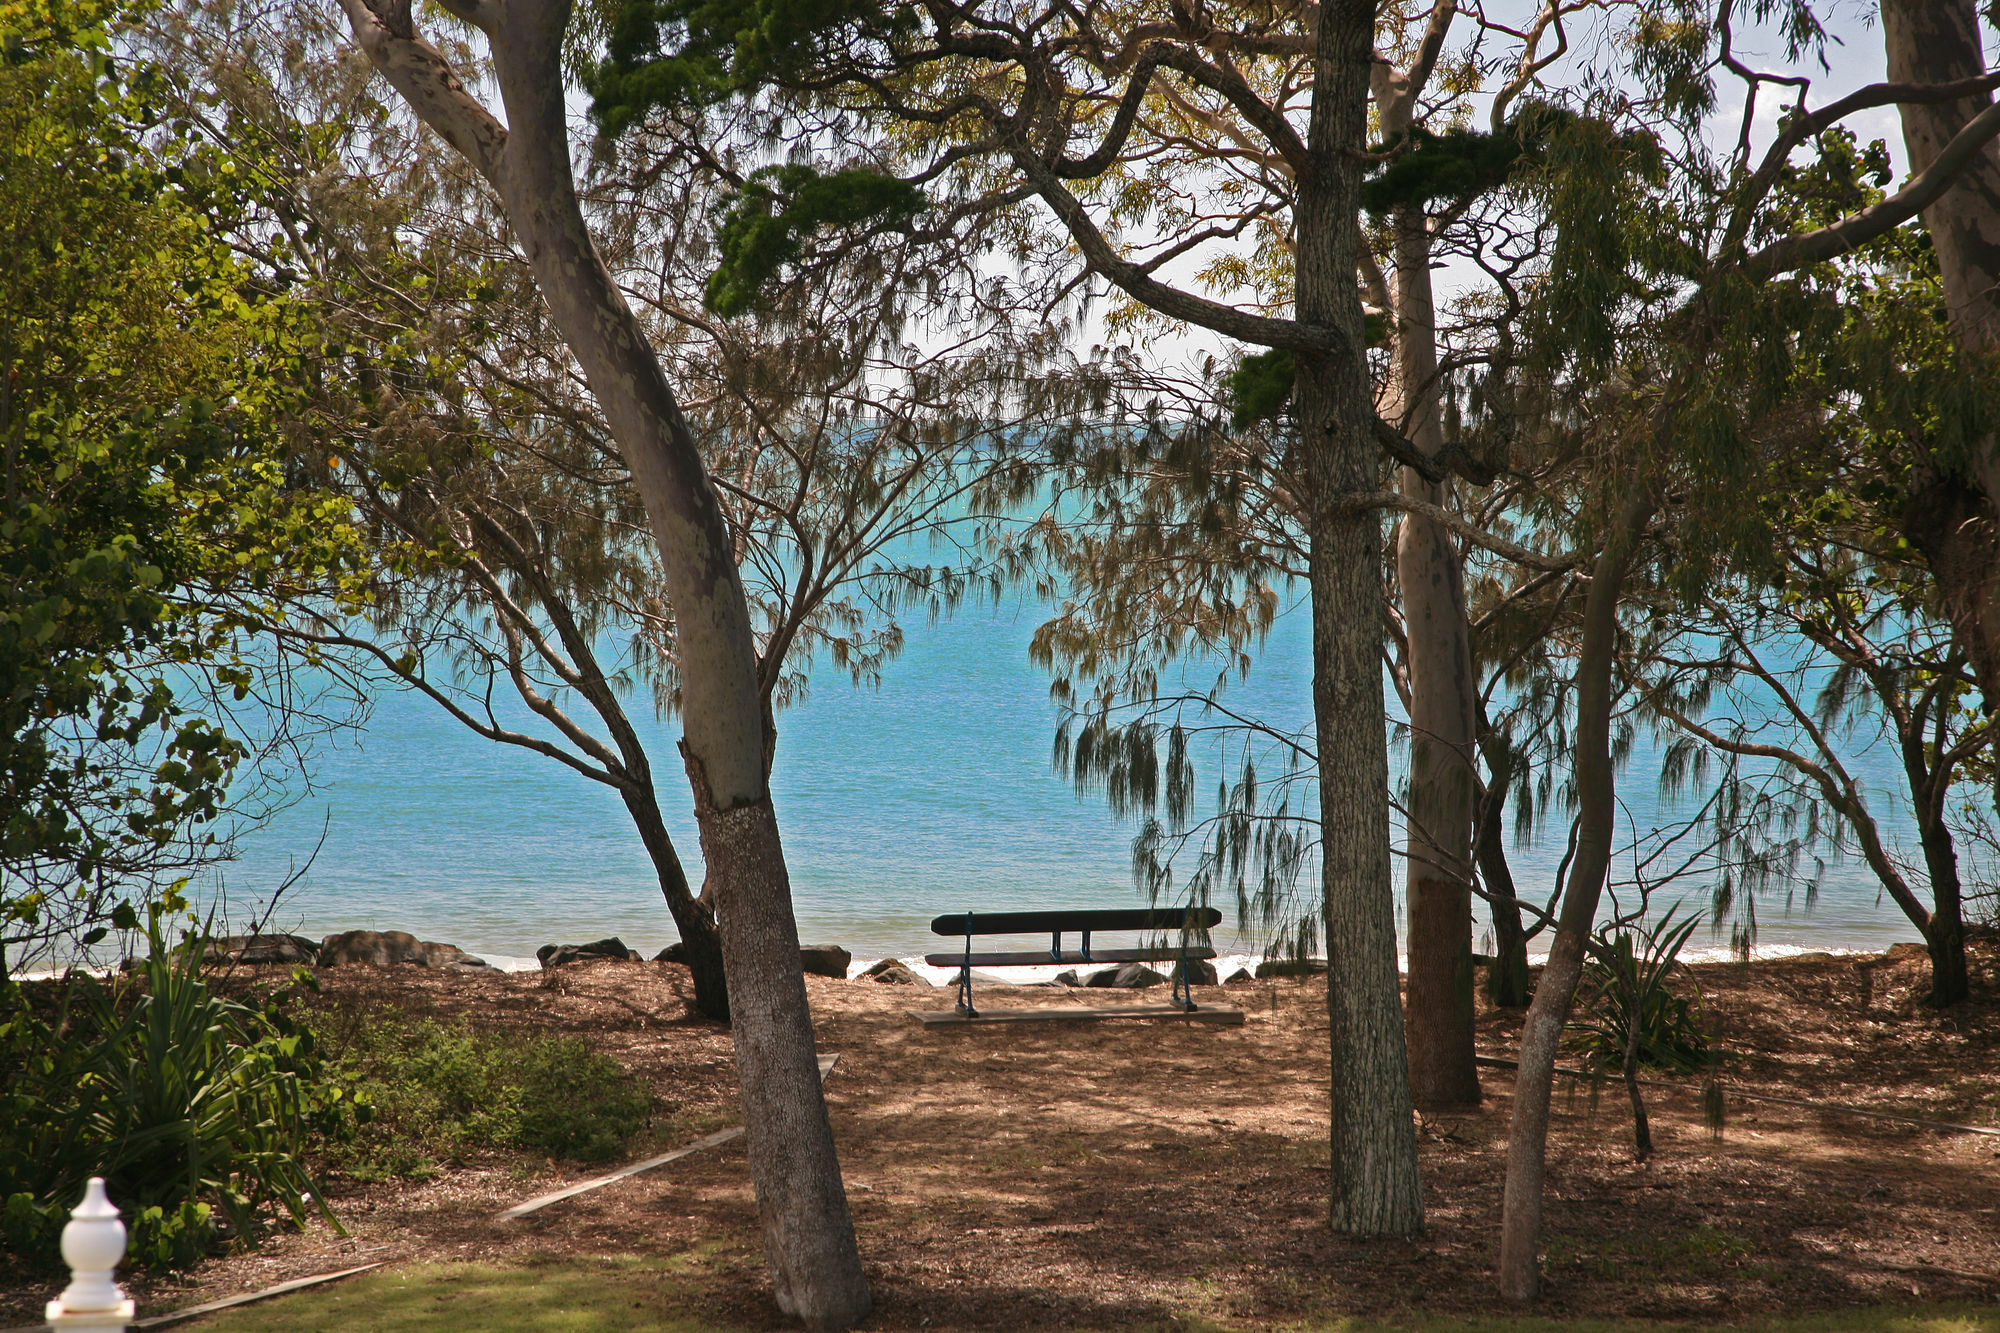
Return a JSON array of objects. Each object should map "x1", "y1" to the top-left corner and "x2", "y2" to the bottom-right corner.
[
  {"x1": 316, "y1": 1013, "x2": 655, "y2": 1181},
  {"x1": 177, "y1": 1260, "x2": 2000, "y2": 1333},
  {"x1": 1542, "y1": 1222, "x2": 1754, "y2": 1282},
  {"x1": 183, "y1": 1256, "x2": 731, "y2": 1332}
]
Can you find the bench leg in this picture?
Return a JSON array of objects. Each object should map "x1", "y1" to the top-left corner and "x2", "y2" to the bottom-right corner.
[
  {"x1": 955, "y1": 913, "x2": 978, "y2": 1018},
  {"x1": 1173, "y1": 936, "x2": 1197, "y2": 1012}
]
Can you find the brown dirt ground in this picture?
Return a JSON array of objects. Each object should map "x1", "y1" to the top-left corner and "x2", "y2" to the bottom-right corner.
[{"x1": 4, "y1": 943, "x2": 1999, "y2": 1330}]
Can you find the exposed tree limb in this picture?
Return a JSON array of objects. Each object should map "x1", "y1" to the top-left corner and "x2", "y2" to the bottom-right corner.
[
  {"x1": 1336, "y1": 490, "x2": 1580, "y2": 570},
  {"x1": 1746, "y1": 99, "x2": 2000, "y2": 276}
]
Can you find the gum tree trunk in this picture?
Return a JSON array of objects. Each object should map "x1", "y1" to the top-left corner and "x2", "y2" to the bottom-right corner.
[
  {"x1": 1903, "y1": 722, "x2": 1971, "y2": 1005},
  {"x1": 1295, "y1": 0, "x2": 1425, "y2": 1237},
  {"x1": 1390, "y1": 201, "x2": 1481, "y2": 1109},
  {"x1": 1372, "y1": 1, "x2": 1480, "y2": 1109},
  {"x1": 334, "y1": 0, "x2": 869, "y2": 1323},
  {"x1": 1496, "y1": 494, "x2": 1652, "y2": 1301},
  {"x1": 1882, "y1": 0, "x2": 2000, "y2": 823}
]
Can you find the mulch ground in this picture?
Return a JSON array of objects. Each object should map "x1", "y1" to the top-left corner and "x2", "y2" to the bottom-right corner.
[{"x1": 4, "y1": 942, "x2": 1998, "y2": 1330}]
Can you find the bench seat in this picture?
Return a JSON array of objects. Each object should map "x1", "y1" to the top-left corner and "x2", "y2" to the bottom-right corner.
[
  {"x1": 921, "y1": 946, "x2": 1217, "y2": 969},
  {"x1": 921, "y1": 905, "x2": 1237, "y2": 1023}
]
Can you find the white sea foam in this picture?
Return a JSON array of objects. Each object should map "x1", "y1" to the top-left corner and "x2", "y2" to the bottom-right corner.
[{"x1": 846, "y1": 942, "x2": 1879, "y2": 987}]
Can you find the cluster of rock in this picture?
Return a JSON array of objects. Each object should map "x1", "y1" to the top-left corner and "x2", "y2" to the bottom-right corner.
[
  {"x1": 201, "y1": 927, "x2": 1345, "y2": 988},
  {"x1": 204, "y1": 929, "x2": 491, "y2": 970}
]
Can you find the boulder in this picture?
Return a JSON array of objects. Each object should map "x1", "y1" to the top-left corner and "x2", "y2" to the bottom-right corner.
[
  {"x1": 654, "y1": 941, "x2": 687, "y2": 965},
  {"x1": 321, "y1": 929, "x2": 490, "y2": 968},
  {"x1": 206, "y1": 933, "x2": 320, "y2": 966},
  {"x1": 1171, "y1": 958, "x2": 1219, "y2": 987},
  {"x1": 537, "y1": 937, "x2": 637, "y2": 969},
  {"x1": 318, "y1": 930, "x2": 488, "y2": 969},
  {"x1": 800, "y1": 944, "x2": 853, "y2": 978},
  {"x1": 1883, "y1": 941, "x2": 1929, "y2": 965},
  {"x1": 1085, "y1": 962, "x2": 1166, "y2": 989},
  {"x1": 1223, "y1": 968, "x2": 1256, "y2": 985},
  {"x1": 1255, "y1": 957, "x2": 1329, "y2": 979},
  {"x1": 864, "y1": 962, "x2": 931, "y2": 987},
  {"x1": 1052, "y1": 969, "x2": 1082, "y2": 987},
  {"x1": 425, "y1": 943, "x2": 491, "y2": 969}
]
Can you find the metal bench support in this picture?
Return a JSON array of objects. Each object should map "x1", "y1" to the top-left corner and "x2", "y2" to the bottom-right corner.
[{"x1": 955, "y1": 911, "x2": 977, "y2": 1018}]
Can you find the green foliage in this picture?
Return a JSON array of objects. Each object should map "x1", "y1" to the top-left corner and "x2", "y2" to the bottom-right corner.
[
  {"x1": 703, "y1": 163, "x2": 924, "y2": 316},
  {"x1": 587, "y1": 0, "x2": 913, "y2": 126},
  {"x1": 1568, "y1": 907, "x2": 1712, "y2": 1075},
  {"x1": 319, "y1": 1013, "x2": 654, "y2": 1181},
  {"x1": 0, "y1": 915, "x2": 344, "y2": 1271},
  {"x1": 0, "y1": 0, "x2": 365, "y2": 969},
  {"x1": 1362, "y1": 126, "x2": 1525, "y2": 217},
  {"x1": 1220, "y1": 350, "x2": 1296, "y2": 430}
]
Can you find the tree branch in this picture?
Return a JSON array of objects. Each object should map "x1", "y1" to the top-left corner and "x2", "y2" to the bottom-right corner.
[
  {"x1": 1746, "y1": 98, "x2": 2000, "y2": 276},
  {"x1": 1336, "y1": 490, "x2": 1581, "y2": 570},
  {"x1": 334, "y1": 0, "x2": 507, "y2": 177}
]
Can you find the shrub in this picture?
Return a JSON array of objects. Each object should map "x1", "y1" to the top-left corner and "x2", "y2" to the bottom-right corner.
[
  {"x1": 1568, "y1": 905, "x2": 1713, "y2": 1075},
  {"x1": 319, "y1": 1015, "x2": 652, "y2": 1181},
  {"x1": 0, "y1": 918, "x2": 346, "y2": 1270}
]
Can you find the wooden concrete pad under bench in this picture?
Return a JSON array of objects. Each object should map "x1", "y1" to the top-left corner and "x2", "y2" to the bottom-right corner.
[{"x1": 917, "y1": 1002, "x2": 1245, "y2": 1026}]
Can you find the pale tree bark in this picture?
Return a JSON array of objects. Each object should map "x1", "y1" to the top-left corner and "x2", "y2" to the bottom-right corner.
[
  {"x1": 331, "y1": 0, "x2": 869, "y2": 1323},
  {"x1": 1882, "y1": 0, "x2": 2000, "y2": 832},
  {"x1": 1298, "y1": 0, "x2": 1426, "y2": 1236},
  {"x1": 1376, "y1": 3, "x2": 1482, "y2": 1110},
  {"x1": 1496, "y1": 493, "x2": 1653, "y2": 1301}
]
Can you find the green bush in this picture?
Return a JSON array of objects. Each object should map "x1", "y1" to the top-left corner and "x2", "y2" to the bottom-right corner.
[
  {"x1": 320, "y1": 1015, "x2": 652, "y2": 1181},
  {"x1": 1568, "y1": 906, "x2": 1713, "y2": 1075},
  {"x1": 0, "y1": 919, "x2": 346, "y2": 1271}
]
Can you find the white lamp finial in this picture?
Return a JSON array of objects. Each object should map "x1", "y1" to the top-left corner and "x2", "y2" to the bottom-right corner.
[{"x1": 46, "y1": 1177, "x2": 134, "y2": 1331}]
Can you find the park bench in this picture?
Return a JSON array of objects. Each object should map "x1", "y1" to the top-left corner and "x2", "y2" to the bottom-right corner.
[{"x1": 918, "y1": 906, "x2": 1244, "y2": 1025}]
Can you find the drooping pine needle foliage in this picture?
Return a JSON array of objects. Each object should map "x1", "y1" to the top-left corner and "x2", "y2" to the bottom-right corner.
[{"x1": 704, "y1": 164, "x2": 924, "y2": 316}]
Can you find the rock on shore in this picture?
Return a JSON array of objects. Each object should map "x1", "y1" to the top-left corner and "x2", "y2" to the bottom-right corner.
[
  {"x1": 1085, "y1": 962, "x2": 1166, "y2": 988},
  {"x1": 320, "y1": 930, "x2": 489, "y2": 969},
  {"x1": 654, "y1": 940, "x2": 857, "y2": 978},
  {"x1": 538, "y1": 937, "x2": 640, "y2": 968},
  {"x1": 859, "y1": 958, "x2": 932, "y2": 986},
  {"x1": 206, "y1": 932, "x2": 321, "y2": 966}
]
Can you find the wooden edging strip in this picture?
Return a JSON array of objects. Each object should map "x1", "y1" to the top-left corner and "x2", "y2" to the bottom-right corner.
[
  {"x1": 1472, "y1": 1055, "x2": 2000, "y2": 1138},
  {"x1": 0, "y1": 1262, "x2": 389, "y2": 1332},
  {"x1": 494, "y1": 1053, "x2": 840, "y2": 1222},
  {"x1": 131, "y1": 1262, "x2": 387, "y2": 1329}
]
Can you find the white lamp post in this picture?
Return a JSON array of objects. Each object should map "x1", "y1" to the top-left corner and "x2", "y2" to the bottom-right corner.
[{"x1": 46, "y1": 1178, "x2": 133, "y2": 1331}]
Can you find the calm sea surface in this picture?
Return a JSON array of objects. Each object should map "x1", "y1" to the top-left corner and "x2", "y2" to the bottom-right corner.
[{"x1": 223, "y1": 595, "x2": 1932, "y2": 971}]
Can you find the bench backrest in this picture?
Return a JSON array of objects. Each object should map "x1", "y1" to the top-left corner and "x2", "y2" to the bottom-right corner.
[{"x1": 928, "y1": 907, "x2": 1221, "y2": 937}]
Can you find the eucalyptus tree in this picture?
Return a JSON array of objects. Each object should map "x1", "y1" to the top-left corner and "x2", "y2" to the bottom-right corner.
[
  {"x1": 589, "y1": 0, "x2": 1666, "y2": 1227},
  {"x1": 320, "y1": 0, "x2": 882, "y2": 1319},
  {"x1": 1636, "y1": 162, "x2": 2000, "y2": 1006},
  {"x1": 1880, "y1": 0, "x2": 2000, "y2": 817}
]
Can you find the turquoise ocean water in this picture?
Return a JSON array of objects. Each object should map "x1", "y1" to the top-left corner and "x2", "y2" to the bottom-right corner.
[{"x1": 221, "y1": 594, "x2": 1933, "y2": 972}]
